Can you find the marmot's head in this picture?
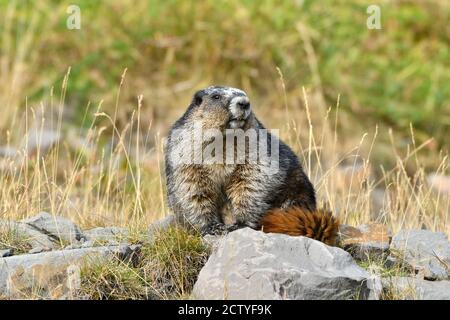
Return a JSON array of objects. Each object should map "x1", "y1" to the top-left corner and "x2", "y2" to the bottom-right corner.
[{"x1": 188, "y1": 86, "x2": 252, "y2": 130}]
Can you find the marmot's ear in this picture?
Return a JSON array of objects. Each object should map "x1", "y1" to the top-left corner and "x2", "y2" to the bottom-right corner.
[{"x1": 193, "y1": 90, "x2": 206, "y2": 106}]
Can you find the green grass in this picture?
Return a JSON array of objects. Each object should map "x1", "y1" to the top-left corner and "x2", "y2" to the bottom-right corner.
[
  {"x1": 356, "y1": 258, "x2": 413, "y2": 279},
  {"x1": 0, "y1": 224, "x2": 32, "y2": 255},
  {"x1": 79, "y1": 259, "x2": 152, "y2": 300},
  {"x1": 355, "y1": 254, "x2": 418, "y2": 300},
  {"x1": 1, "y1": 0, "x2": 448, "y2": 152},
  {"x1": 78, "y1": 226, "x2": 210, "y2": 300}
]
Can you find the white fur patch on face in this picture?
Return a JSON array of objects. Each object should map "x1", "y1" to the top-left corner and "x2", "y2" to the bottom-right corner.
[
  {"x1": 228, "y1": 119, "x2": 246, "y2": 129},
  {"x1": 229, "y1": 96, "x2": 251, "y2": 120}
]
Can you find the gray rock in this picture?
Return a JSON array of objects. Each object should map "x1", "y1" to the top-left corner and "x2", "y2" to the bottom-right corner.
[
  {"x1": 0, "y1": 249, "x2": 13, "y2": 258},
  {"x1": 0, "y1": 219, "x2": 58, "y2": 250},
  {"x1": 0, "y1": 146, "x2": 18, "y2": 158},
  {"x1": 83, "y1": 227, "x2": 128, "y2": 242},
  {"x1": 106, "y1": 240, "x2": 119, "y2": 246},
  {"x1": 0, "y1": 245, "x2": 140, "y2": 299},
  {"x1": 64, "y1": 243, "x2": 82, "y2": 250},
  {"x1": 28, "y1": 246, "x2": 52, "y2": 254},
  {"x1": 81, "y1": 240, "x2": 95, "y2": 248},
  {"x1": 193, "y1": 228, "x2": 374, "y2": 300},
  {"x1": 21, "y1": 212, "x2": 85, "y2": 245},
  {"x1": 381, "y1": 277, "x2": 450, "y2": 300},
  {"x1": 390, "y1": 230, "x2": 450, "y2": 280},
  {"x1": 202, "y1": 234, "x2": 222, "y2": 249},
  {"x1": 22, "y1": 129, "x2": 60, "y2": 156},
  {"x1": 427, "y1": 174, "x2": 450, "y2": 195},
  {"x1": 148, "y1": 215, "x2": 177, "y2": 242}
]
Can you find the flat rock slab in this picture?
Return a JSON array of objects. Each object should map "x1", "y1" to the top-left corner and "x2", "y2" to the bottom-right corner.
[
  {"x1": 382, "y1": 277, "x2": 450, "y2": 300},
  {"x1": 390, "y1": 230, "x2": 450, "y2": 280},
  {"x1": 22, "y1": 212, "x2": 85, "y2": 245},
  {"x1": 0, "y1": 245, "x2": 139, "y2": 299},
  {"x1": 0, "y1": 219, "x2": 58, "y2": 250},
  {"x1": 193, "y1": 228, "x2": 374, "y2": 300}
]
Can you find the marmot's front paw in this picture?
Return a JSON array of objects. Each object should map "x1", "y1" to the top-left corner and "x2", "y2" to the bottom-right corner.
[
  {"x1": 225, "y1": 222, "x2": 249, "y2": 233},
  {"x1": 202, "y1": 222, "x2": 227, "y2": 236}
]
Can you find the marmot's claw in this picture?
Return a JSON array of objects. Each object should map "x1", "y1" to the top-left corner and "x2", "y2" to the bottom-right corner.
[
  {"x1": 202, "y1": 222, "x2": 227, "y2": 236},
  {"x1": 226, "y1": 222, "x2": 247, "y2": 233}
]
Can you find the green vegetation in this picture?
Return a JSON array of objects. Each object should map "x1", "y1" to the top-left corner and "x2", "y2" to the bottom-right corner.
[
  {"x1": 78, "y1": 227, "x2": 210, "y2": 299},
  {"x1": 0, "y1": 224, "x2": 32, "y2": 255}
]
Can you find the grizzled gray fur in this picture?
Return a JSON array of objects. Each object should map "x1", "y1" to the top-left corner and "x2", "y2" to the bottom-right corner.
[{"x1": 164, "y1": 86, "x2": 316, "y2": 235}]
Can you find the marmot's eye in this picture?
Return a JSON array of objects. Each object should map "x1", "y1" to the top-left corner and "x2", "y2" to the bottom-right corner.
[{"x1": 212, "y1": 94, "x2": 221, "y2": 100}]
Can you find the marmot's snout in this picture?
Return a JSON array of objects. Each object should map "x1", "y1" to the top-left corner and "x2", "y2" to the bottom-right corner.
[{"x1": 228, "y1": 95, "x2": 251, "y2": 129}]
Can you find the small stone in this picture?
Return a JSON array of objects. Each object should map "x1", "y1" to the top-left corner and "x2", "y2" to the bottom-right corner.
[
  {"x1": 21, "y1": 212, "x2": 85, "y2": 245},
  {"x1": 390, "y1": 230, "x2": 450, "y2": 280}
]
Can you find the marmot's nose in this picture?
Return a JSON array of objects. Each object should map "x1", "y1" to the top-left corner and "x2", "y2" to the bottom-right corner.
[{"x1": 237, "y1": 101, "x2": 250, "y2": 110}]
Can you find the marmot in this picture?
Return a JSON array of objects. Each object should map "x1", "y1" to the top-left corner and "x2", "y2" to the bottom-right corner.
[{"x1": 164, "y1": 86, "x2": 338, "y2": 245}]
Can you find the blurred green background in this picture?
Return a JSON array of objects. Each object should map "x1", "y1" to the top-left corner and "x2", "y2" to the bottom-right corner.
[{"x1": 1, "y1": 0, "x2": 449, "y2": 151}]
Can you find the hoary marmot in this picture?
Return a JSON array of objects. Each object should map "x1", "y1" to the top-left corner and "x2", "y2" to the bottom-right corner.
[{"x1": 164, "y1": 86, "x2": 338, "y2": 245}]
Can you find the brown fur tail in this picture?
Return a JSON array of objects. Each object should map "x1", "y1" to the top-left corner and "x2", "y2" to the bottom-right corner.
[{"x1": 261, "y1": 207, "x2": 339, "y2": 246}]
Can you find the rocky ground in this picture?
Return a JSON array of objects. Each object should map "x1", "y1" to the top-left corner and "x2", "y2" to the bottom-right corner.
[{"x1": 0, "y1": 212, "x2": 449, "y2": 300}]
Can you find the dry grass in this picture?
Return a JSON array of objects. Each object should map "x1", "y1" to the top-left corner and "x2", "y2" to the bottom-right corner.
[
  {"x1": 78, "y1": 226, "x2": 210, "y2": 300},
  {"x1": 0, "y1": 71, "x2": 447, "y2": 235},
  {"x1": 0, "y1": 223, "x2": 32, "y2": 254},
  {"x1": 380, "y1": 278, "x2": 420, "y2": 300}
]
